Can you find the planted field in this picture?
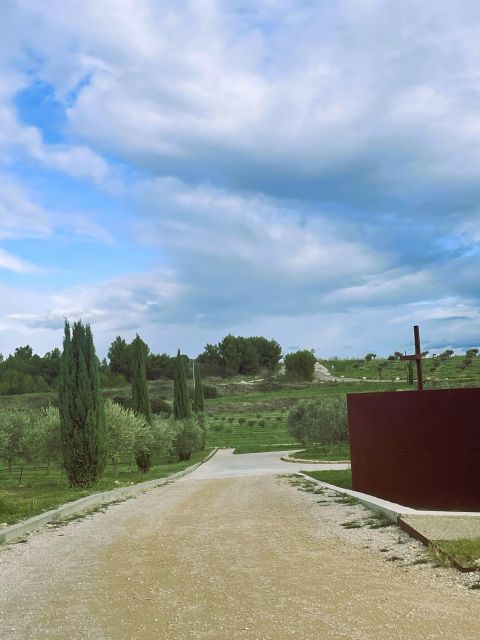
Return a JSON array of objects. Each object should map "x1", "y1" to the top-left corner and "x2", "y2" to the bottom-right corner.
[
  {"x1": 205, "y1": 410, "x2": 297, "y2": 449},
  {"x1": 321, "y1": 355, "x2": 480, "y2": 384},
  {"x1": 0, "y1": 450, "x2": 210, "y2": 526}
]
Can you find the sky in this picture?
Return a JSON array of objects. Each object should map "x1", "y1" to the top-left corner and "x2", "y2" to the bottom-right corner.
[{"x1": 0, "y1": 0, "x2": 479, "y2": 360}]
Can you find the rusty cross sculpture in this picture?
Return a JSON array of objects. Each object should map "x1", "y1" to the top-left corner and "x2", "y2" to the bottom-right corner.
[{"x1": 399, "y1": 325, "x2": 424, "y2": 391}]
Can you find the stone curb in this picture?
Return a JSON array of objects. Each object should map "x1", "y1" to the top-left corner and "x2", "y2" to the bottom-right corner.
[
  {"x1": 281, "y1": 456, "x2": 351, "y2": 464},
  {"x1": 295, "y1": 472, "x2": 418, "y2": 523},
  {"x1": 296, "y1": 472, "x2": 480, "y2": 526},
  {"x1": 0, "y1": 448, "x2": 218, "y2": 546}
]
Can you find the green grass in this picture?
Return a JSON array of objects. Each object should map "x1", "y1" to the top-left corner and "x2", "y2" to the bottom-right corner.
[
  {"x1": 303, "y1": 469, "x2": 352, "y2": 489},
  {"x1": 0, "y1": 449, "x2": 211, "y2": 526},
  {"x1": 431, "y1": 538, "x2": 480, "y2": 570},
  {"x1": 205, "y1": 381, "x2": 410, "y2": 406},
  {"x1": 288, "y1": 445, "x2": 350, "y2": 461}
]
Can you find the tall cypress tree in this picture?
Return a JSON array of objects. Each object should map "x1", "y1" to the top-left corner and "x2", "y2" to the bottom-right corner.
[
  {"x1": 131, "y1": 335, "x2": 152, "y2": 424},
  {"x1": 174, "y1": 350, "x2": 192, "y2": 420},
  {"x1": 59, "y1": 320, "x2": 106, "y2": 487},
  {"x1": 192, "y1": 362, "x2": 205, "y2": 414},
  {"x1": 131, "y1": 335, "x2": 152, "y2": 473}
]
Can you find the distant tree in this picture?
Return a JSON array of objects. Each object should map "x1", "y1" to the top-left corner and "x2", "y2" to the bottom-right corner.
[
  {"x1": 439, "y1": 349, "x2": 454, "y2": 359},
  {"x1": 174, "y1": 350, "x2": 192, "y2": 420},
  {"x1": 108, "y1": 336, "x2": 133, "y2": 380},
  {"x1": 58, "y1": 321, "x2": 107, "y2": 487},
  {"x1": 219, "y1": 335, "x2": 242, "y2": 377},
  {"x1": 284, "y1": 350, "x2": 317, "y2": 381},
  {"x1": 248, "y1": 337, "x2": 282, "y2": 371},
  {"x1": 146, "y1": 353, "x2": 175, "y2": 380},
  {"x1": 466, "y1": 348, "x2": 479, "y2": 358},
  {"x1": 387, "y1": 355, "x2": 396, "y2": 361},
  {"x1": 421, "y1": 351, "x2": 429, "y2": 358},
  {"x1": 393, "y1": 351, "x2": 403, "y2": 359},
  {"x1": 365, "y1": 353, "x2": 377, "y2": 362}
]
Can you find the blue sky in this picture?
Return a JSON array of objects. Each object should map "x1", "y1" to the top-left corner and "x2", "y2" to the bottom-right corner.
[{"x1": 0, "y1": 0, "x2": 479, "y2": 359}]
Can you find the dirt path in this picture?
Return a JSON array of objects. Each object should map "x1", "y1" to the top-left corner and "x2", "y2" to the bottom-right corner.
[{"x1": 1, "y1": 472, "x2": 479, "y2": 639}]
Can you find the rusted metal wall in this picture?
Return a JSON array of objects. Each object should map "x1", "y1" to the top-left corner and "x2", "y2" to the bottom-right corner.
[{"x1": 347, "y1": 388, "x2": 480, "y2": 510}]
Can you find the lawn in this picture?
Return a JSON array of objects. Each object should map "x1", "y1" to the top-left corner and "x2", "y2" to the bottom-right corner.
[
  {"x1": 431, "y1": 539, "x2": 480, "y2": 571},
  {"x1": 0, "y1": 449, "x2": 211, "y2": 526},
  {"x1": 303, "y1": 469, "x2": 353, "y2": 489},
  {"x1": 288, "y1": 445, "x2": 350, "y2": 461}
]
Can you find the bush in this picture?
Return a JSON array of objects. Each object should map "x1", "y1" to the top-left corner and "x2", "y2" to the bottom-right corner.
[
  {"x1": 172, "y1": 418, "x2": 202, "y2": 461},
  {"x1": 151, "y1": 398, "x2": 172, "y2": 416},
  {"x1": 287, "y1": 395, "x2": 348, "y2": 446},
  {"x1": 284, "y1": 350, "x2": 317, "y2": 381},
  {"x1": 258, "y1": 419, "x2": 266, "y2": 427},
  {"x1": 203, "y1": 385, "x2": 219, "y2": 399}
]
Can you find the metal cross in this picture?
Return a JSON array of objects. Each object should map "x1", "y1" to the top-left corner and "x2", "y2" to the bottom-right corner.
[{"x1": 399, "y1": 325, "x2": 424, "y2": 391}]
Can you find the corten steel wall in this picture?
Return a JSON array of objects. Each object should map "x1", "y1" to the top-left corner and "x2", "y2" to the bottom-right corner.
[{"x1": 347, "y1": 388, "x2": 480, "y2": 510}]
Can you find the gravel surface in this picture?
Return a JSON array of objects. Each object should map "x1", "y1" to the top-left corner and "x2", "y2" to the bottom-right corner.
[{"x1": 1, "y1": 469, "x2": 479, "y2": 639}]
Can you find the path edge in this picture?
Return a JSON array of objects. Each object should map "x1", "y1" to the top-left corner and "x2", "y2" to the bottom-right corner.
[{"x1": 0, "y1": 448, "x2": 218, "y2": 546}]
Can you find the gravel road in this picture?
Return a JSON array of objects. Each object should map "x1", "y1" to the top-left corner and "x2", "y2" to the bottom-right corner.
[{"x1": 1, "y1": 453, "x2": 479, "y2": 639}]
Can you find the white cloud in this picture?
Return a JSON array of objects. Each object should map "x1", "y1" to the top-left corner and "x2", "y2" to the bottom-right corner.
[{"x1": 0, "y1": 248, "x2": 38, "y2": 273}]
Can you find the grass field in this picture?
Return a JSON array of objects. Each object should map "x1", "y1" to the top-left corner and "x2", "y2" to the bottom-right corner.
[
  {"x1": 303, "y1": 469, "x2": 353, "y2": 489},
  {"x1": 288, "y1": 445, "x2": 350, "y2": 461},
  {"x1": 0, "y1": 450, "x2": 211, "y2": 526}
]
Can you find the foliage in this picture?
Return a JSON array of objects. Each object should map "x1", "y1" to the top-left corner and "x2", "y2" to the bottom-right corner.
[
  {"x1": 171, "y1": 417, "x2": 202, "y2": 461},
  {"x1": 192, "y1": 363, "x2": 205, "y2": 413},
  {"x1": 365, "y1": 353, "x2": 377, "y2": 362},
  {"x1": 151, "y1": 398, "x2": 172, "y2": 415},
  {"x1": 0, "y1": 409, "x2": 29, "y2": 477},
  {"x1": 203, "y1": 384, "x2": 219, "y2": 399},
  {"x1": 58, "y1": 321, "x2": 107, "y2": 487},
  {"x1": 287, "y1": 395, "x2": 348, "y2": 446},
  {"x1": 131, "y1": 334, "x2": 152, "y2": 425},
  {"x1": 197, "y1": 335, "x2": 282, "y2": 377},
  {"x1": 104, "y1": 400, "x2": 142, "y2": 472},
  {"x1": 284, "y1": 349, "x2": 317, "y2": 381},
  {"x1": 173, "y1": 350, "x2": 192, "y2": 420},
  {"x1": 108, "y1": 336, "x2": 132, "y2": 380},
  {"x1": 23, "y1": 405, "x2": 62, "y2": 467}
]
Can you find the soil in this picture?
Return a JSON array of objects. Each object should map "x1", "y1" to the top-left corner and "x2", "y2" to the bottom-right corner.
[{"x1": 1, "y1": 474, "x2": 479, "y2": 639}]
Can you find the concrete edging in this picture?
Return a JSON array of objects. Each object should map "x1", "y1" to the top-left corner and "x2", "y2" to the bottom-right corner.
[
  {"x1": 295, "y1": 472, "x2": 417, "y2": 524},
  {"x1": 281, "y1": 456, "x2": 351, "y2": 464},
  {"x1": 0, "y1": 448, "x2": 218, "y2": 546}
]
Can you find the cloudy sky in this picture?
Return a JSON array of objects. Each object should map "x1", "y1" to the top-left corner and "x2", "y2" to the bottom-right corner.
[{"x1": 0, "y1": 0, "x2": 479, "y2": 359}]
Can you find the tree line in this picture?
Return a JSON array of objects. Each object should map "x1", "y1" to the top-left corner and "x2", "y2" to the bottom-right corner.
[{"x1": 0, "y1": 322, "x2": 207, "y2": 487}]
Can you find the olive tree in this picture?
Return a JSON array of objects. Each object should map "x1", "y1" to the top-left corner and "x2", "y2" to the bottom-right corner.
[{"x1": 287, "y1": 395, "x2": 348, "y2": 447}]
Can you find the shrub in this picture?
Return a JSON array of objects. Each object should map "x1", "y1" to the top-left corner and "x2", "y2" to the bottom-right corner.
[
  {"x1": 258, "y1": 419, "x2": 266, "y2": 427},
  {"x1": 287, "y1": 395, "x2": 348, "y2": 446},
  {"x1": 151, "y1": 398, "x2": 172, "y2": 416},
  {"x1": 172, "y1": 418, "x2": 202, "y2": 461},
  {"x1": 238, "y1": 417, "x2": 246, "y2": 425},
  {"x1": 203, "y1": 385, "x2": 219, "y2": 399}
]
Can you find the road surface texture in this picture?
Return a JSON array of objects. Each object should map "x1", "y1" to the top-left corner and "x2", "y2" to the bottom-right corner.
[{"x1": 1, "y1": 450, "x2": 479, "y2": 639}]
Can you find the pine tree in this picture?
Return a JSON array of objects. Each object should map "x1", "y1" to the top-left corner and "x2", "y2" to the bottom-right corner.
[
  {"x1": 173, "y1": 350, "x2": 192, "y2": 420},
  {"x1": 58, "y1": 320, "x2": 107, "y2": 487},
  {"x1": 131, "y1": 335, "x2": 152, "y2": 424},
  {"x1": 192, "y1": 362, "x2": 205, "y2": 413}
]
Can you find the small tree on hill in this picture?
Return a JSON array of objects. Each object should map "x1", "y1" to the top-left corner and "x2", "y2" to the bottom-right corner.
[
  {"x1": 174, "y1": 350, "x2": 191, "y2": 420},
  {"x1": 284, "y1": 350, "x2": 317, "y2": 381},
  {"x1": 58, "y1": 321, "x2": 107, "y2": 487}
]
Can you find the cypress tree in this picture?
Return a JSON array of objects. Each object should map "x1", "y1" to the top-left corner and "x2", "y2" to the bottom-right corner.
[
  {"x1": 173, "y1": 350, "x2": 192, "y2": 420},
  {"x1": 131, "y1": 335, "x2": 152, "y2": 424},
  {"x1": 58, "y1": 320, "x2": 107, "y2": 487},
  {"x1": 131, "y1": 335, "x2": 152, "y2": 473},
  {"x1": 192, "y1": 362, "x2": 205, "y2": 414}
]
